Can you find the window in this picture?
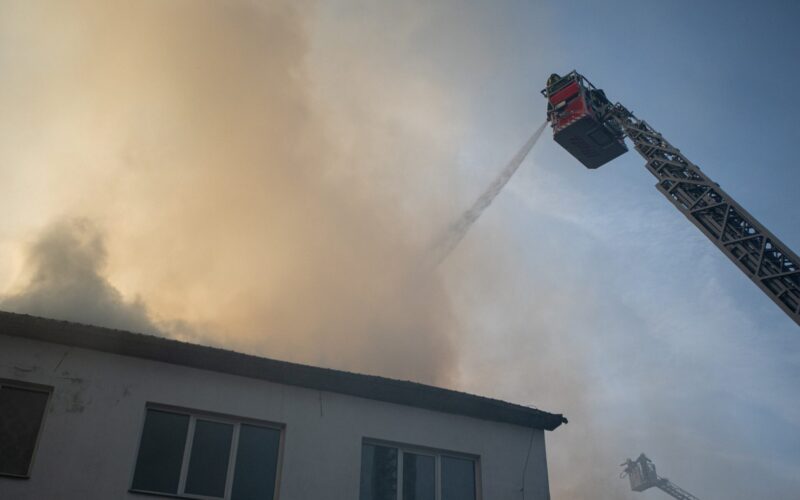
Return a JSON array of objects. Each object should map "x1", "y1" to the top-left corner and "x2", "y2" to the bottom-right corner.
[
  {"x1": 359, "y1": 442, "x2": 479, "y2": 500},
  {"x1": 131, "y1": 406, "x2": 282, "y2": 500},
  {"x1": 0, "y1": 380, "x2": 51, "y2": 478}
]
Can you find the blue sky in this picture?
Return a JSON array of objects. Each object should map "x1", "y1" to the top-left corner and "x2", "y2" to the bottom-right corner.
[
  {"x1": 548, "y1": 0, "x2": 800, "y2": 235},
  {"x1": 438, "y1": 1, "x2": 800, "y2": 499},
  {"x1": 433, "y1": 1, "x2": 800, "y2": 498}
]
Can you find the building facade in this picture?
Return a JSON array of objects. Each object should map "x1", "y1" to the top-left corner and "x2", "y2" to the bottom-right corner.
[{"x1": 0, "y1": 312, "x2": 565, "y2": 500}]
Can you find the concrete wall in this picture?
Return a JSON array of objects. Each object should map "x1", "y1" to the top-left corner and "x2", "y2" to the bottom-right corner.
[{"x1": 0, "y1": 334, "x2": 551, "y2": 499}]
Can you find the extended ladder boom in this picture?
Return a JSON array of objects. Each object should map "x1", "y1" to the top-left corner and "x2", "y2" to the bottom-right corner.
[
  {"x1": 622, "y1": 454, "x2": 700, "y2": 500},
  {"x1": 656, "y1": 479, "x2": 700, "y2": 500},
  {"x1": 608, "y1": 104, "x2": 800, "y2": 326},
  {"x1": 543, "y1": 71, "x2": 800, "y2": 327}
]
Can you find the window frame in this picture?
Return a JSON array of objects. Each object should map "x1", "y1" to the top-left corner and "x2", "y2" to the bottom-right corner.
[
  {"x1": 129, "y1": 403, "x2": 284, "y2": 500},
  {"x1": 361, "y1": 438, "x2": 482, "y2": 500},
  {"x1": 0, "y1": 378, "x2": 52, "y2": 480}
]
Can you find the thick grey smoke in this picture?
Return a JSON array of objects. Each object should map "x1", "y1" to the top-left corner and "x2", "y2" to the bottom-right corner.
[
  {"x1": 1, "y1": 219, "x2": 158, "y2": 335},
  {"x1": 0, "y1": 0, "x2": 461, "y2": 385}
]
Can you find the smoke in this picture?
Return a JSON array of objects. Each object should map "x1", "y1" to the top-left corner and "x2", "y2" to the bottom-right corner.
[
  {"x1": 0, "y1": 2, "x2": 667, "y2": 498},
  {"x1": 1, "y1": 218, "x2": 159, "y2": 335},
  {"x1": 0, "y1": 0, "x2": 462, "y2": 384}
]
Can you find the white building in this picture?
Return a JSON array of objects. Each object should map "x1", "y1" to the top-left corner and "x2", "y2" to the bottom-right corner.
[{"x1": 0, "y1": 311, "x2": 566, "y2": 500}]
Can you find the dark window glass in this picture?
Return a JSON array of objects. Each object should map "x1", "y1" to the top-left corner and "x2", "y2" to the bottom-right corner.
[
  {"x1": 403, "y1": 453, "x2": 435, "y2": 500},
  {"x1": 131, "y1": 409, "x2": 190, "y2": 493},
  {"x1": 441, "y1": 456, "x2": 476, "y2": 500},
  {"x1": 0, "y1": 386, "x2": 49, "y2": 477},
  {"x1": 184, "y1": 419, "x2": 234, "y2": 498},
  {"x1": 359, "y1": 444, "x2": 398, "y2": 500},
  {"x1": 231, "y1": 424, "x2": 281, "y2": 500}
]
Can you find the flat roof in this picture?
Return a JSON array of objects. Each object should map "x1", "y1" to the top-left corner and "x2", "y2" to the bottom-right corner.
[{"x1": 0, "y1": 311, "x2": 567, "y2": 431}]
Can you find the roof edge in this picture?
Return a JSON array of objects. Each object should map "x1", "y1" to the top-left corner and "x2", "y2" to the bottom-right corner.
[{"x1": 0, "y1": 311, "x2": 567, "y2": 431}]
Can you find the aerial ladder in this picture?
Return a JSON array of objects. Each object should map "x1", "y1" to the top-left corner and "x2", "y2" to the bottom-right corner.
[
  {"x1": 621, "y1": 454, "x2": 700, "y2": 500},
  {"x1": 542, "y1": 71, "x2": 800, "y2": 327}
]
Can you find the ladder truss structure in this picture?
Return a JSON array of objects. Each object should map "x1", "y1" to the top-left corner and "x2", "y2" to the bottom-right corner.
[
  {"x1": 609, "y1": 104, "x2": 800, "y2": 327},
  {"x1": 622, "y1": 454, "x2": 700, "y2": 500}
]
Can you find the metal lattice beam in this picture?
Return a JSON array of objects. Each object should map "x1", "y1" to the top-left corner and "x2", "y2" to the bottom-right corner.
[
  {"x1": 610, "y1": 104, "x2": 800, "y2": 327},
  {"x1": 657, "y1": 479, "x2": 700, "y2": 500}
]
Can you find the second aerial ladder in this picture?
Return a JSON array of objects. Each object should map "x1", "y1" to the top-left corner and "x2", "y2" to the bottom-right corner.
[{"x1": 622, "y1": 454, "x2": 700, "y2": 500}]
